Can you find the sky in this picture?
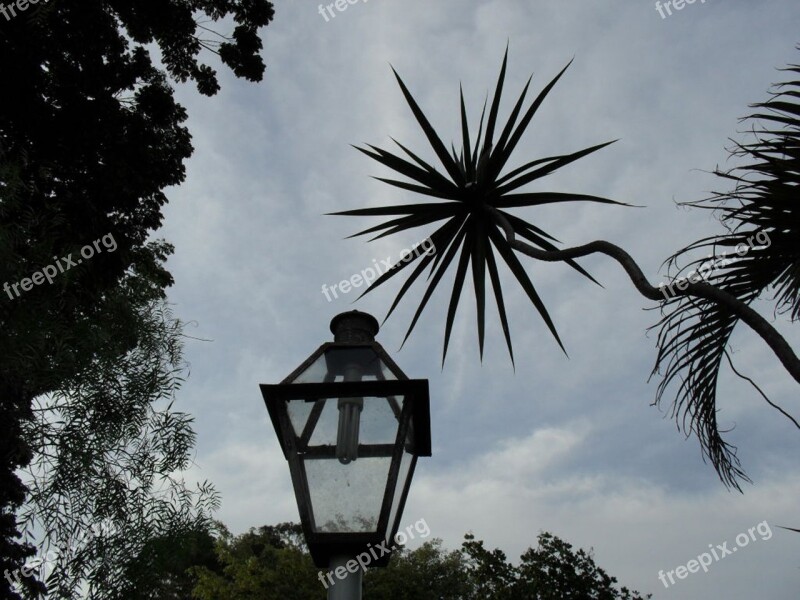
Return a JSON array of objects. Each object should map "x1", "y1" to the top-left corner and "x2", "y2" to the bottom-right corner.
[{"x1": 155, "y1": 1, "x2": 800, "y2": 597}]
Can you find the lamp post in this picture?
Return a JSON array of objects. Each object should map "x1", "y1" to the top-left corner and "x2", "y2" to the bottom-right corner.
[{"x1": 261, "y1": 311, "x2": 432, "y2": 599}]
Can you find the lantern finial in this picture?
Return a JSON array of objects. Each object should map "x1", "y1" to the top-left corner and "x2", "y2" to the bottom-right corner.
[{"x1": 330, "y1": 310, "x2": 380, "y2": 343}]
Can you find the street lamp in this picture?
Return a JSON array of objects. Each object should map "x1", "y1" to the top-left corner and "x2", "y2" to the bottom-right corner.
[{"x1": 260, "y1": 310, "x2": 432, "y2": 599}]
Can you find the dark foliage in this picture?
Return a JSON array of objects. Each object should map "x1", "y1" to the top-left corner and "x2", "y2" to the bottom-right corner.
[
  {"x1": 0, "y1": 1, "x2": 274, "y2": 596},
  {"x1": 190, "y1": 522, "x2": 650, "y2": 599},
  {"x1": 122, "y1": 522, "x2": 221, "y2": 599},
  {"x1": 651, "y1": 46, "x2": 800, "y2": 489}
]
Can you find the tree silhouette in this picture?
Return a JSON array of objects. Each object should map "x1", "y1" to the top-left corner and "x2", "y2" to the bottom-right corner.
[
  {"x1": 189, "y1": 522, "x2": 650, "y2": 599},
  {"x1": 0, "y1": 1, "x2": 274, "y2": 596}
]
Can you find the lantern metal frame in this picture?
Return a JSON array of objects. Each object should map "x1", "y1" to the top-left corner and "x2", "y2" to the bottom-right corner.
[{"x1": 260, "y1": 318, "x2": 431, "y2": 568}]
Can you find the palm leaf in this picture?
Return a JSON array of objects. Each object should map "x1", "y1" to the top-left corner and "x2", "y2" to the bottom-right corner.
[{"x1": 652, "y1": 48, "x2": 800, "y2": 488}]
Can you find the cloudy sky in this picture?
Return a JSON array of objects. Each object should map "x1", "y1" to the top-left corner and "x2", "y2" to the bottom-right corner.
[{"x1": 156, "y1": 1, "x2": 800, "y2": 597}]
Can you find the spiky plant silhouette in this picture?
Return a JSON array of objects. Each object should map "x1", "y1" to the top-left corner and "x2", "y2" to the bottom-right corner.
[
  {"x1": 334, "y1": 48, "x2": 800, "y2": 488},
  {"x1": 332, "y1": 49, "x2": 624, "y2": 365}
]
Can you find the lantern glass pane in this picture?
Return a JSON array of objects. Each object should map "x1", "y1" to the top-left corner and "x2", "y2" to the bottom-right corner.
[
  {"x1": 306, "y1": 457, "x2": 391, "y2": 533},
  {"x1": 359, "y1": 396, "x2": 402, "y2": 444},
  {"x1": 287, "y1": 399, "x2": 315, "y2": 437},
  {"x1": 292, "y1": 354, "x2": 330, "y2": 384},
  {"x1": 285, "y1": 396, "x2": 403, "y2": 448},
  {"x1": 387, "y1": 428, "x2": 415, "y2": 535},
  {"x1": 285, "y1": 398, "x2": 337, "y2": 445}
]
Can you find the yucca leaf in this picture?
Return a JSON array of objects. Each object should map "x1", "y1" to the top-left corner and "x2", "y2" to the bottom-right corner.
[
  {"x1": 485, "y1": 242, "x2": 515, "y2": 366},
  {"x1": 471, "y1": 220, "x2": 487, "y2": 358},
  {"x1": 381, "y1": 249, "x2": 442, "y2": 323},
  {"x1": 364, "y1": 216, "x2": 467, "y2": 316},
  {"x1": 493, "y1": 192, "x2": 629, "y2": 209},
  {"x1": 341, "y1": 205, "x2": 455, "y2": 238},
  {"x1": 371, "y1": 177, "x2": 459, "y2": 200},
  {"x1": 442, "y1": 229, "x2": 474, "y2": 364},
  {"x1": 365, "y1": 211, "x2": 456, "y2": 242},
  {"x1": 777, "y1": 526, "x2": 800, "y2": 533},
  {"x1": 497, "y1": 140, "x2": 617, "y2": 195},
  {"x1": 381, "y1": 241, "x2": 444, "y2": 322},
  {"x1": 427, "y1": 214, "x2": 470, "y2": 278},
  {"x1": 482, "y1": 46, "x2": 509, "y2": 165},
  {"x1": 355, "y1": 144, "x2": 454, "y2": 192},
  {"x1": 472, "y1": 95, "x2": 488, "y2": 169},
  {"x1": 355, "y1": 218, "x2": 460, "y2": 304},
  {"x1": 390, "y1": 138, "x2": 457, "y2": 191},
  {"x1": 391, "y1": 67, "x2": 465, "y2": 186},
  {"x1": 491, "y1": 74, "x2": 533, "y2": 165},
  {"x1": 329, "y1": 202, "x2": 451, "y2": 217},
  {"x1": 342, "y1": 216, "x2": 414, "y2": 240},
  {"x1": 495, "y1": 154, "x2": 568, "y2": 187},
  {"x1": 488, "y1": 226, "x2": 566, "y2": 354},
  {"x1": 489, "y1": 60, "x2": 574, "y2": 180},
  {"x1": 401, "y1": 224, "x2": 470, "y2": 347},
  {"x1": 460, "y1": 85, "x2": 474, "y2": 182},
  {"x1": 505, "y1": 213, "x2": 561, "y2": 243},
  {"x1": 451, "y1": 142, "x2": 466, "y2": 179}
]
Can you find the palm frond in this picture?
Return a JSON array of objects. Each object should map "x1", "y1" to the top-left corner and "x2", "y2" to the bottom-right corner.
[{"x1": 652, "y1": 47, "x2": 800, "y2": 488}]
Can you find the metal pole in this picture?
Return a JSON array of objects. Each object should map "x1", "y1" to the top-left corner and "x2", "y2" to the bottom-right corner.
[
  {"x1": 327, "y1": 554, "x2": 363, "y2": 600},
  {"x1": 327, "y1": 312, "x2": 373, "y2": 600}
]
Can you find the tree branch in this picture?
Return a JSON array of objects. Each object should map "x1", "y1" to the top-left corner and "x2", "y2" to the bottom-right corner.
[
  {"x1": 724, "y1": 350, "x2": 800, "y2": 428},
  {"x1": 488, "y1": 206, "x2": 800, "y2": 385}
]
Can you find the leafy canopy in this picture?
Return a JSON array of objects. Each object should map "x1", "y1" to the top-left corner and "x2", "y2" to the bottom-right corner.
[{"x1": 190, "y1": 523, "x2": 650, "y2": 599}]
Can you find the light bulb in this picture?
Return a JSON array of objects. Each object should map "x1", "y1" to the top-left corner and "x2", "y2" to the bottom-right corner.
[{"x1": 336, "y1": 397, "x2": 363, "y2": 464}]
